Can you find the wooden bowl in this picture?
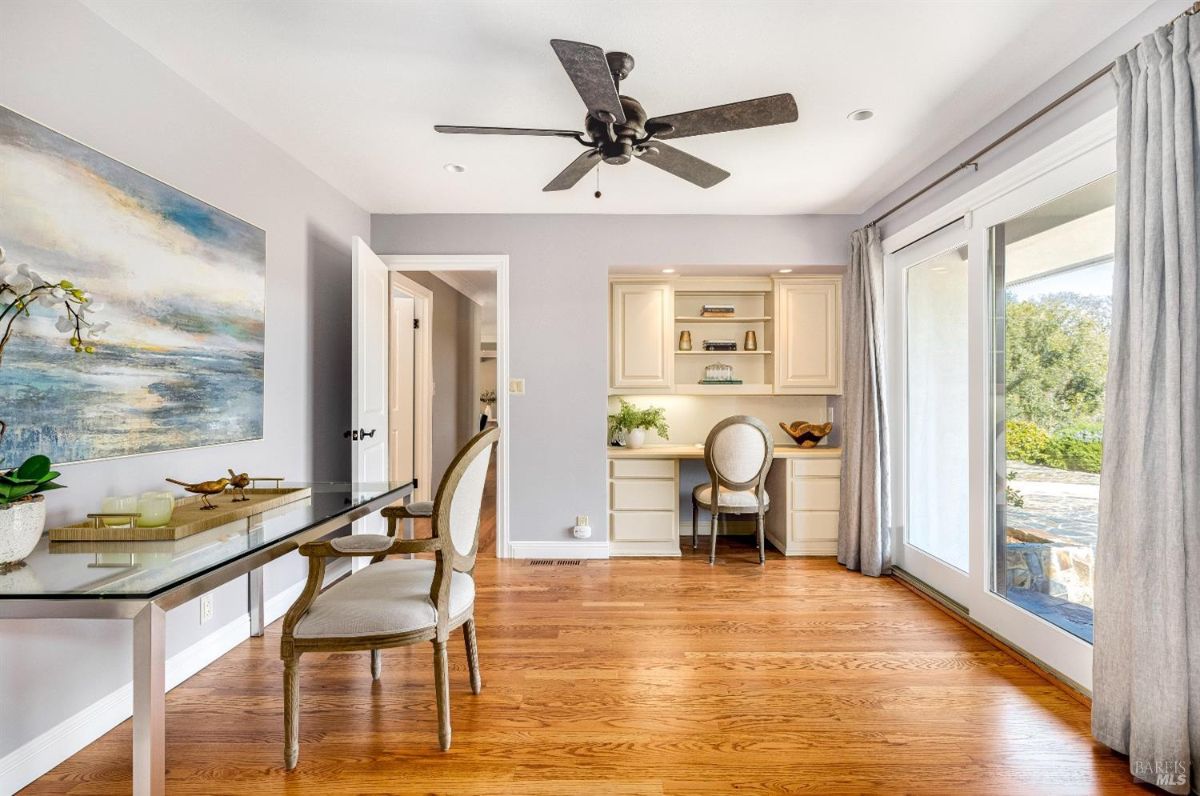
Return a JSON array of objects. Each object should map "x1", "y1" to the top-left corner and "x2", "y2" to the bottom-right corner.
[{"x1": 779, "y1": 421, "x2": 833, "y2": 448}]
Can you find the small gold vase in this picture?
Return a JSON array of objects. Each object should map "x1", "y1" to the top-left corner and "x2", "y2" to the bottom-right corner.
[
  {"x1": 679, "y1": 330, "x2": 692, "y2": 351},
  {"x1": 744, "y1": 330, "x2": 758, "y2": 351}
]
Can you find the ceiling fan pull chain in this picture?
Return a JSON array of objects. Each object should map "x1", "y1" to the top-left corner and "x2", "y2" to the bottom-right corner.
[{"x1": 594, "y1": 165, "x2": 602, "y2": 199}]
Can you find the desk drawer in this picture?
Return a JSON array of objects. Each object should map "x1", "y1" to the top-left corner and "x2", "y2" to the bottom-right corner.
[
  {"x1": 611, "y1": 511, "x2": 677, "y2": 542},
  {"x1": 789, "y1": 457, "x2": 841, "y2": 478},
  {"x1": 611, "y1": 479, "x2": 677, "y2": 511},
  {"x1": 611, "y1": 458, "x2": 675, "y2": 479},
  {"x1": 790, "y1": 510, "x2": 839, "y2": 543},
  {"x1": 791, "y1": 477, "x2": 840, "y2": 511}
]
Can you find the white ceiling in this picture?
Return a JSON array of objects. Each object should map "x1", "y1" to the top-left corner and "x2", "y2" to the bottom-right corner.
[{"x1": 83, "y1": 0, "x2": 1152, "y2": 215}]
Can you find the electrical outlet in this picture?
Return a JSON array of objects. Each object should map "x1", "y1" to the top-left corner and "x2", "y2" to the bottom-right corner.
[
  {"x1": 509, "y1": 378, "x2": 525, "y2": 395},
  {"x1": 576, "y1": 515, "x2": 588, "y2": 527},
  {"x1": 200, "y1": 593, "x2": 214, "y2": 624}
]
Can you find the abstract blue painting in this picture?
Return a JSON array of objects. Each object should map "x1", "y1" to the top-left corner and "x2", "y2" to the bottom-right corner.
[{"x1": 0, "y1": 106, "x2": 264, "y2": 465}]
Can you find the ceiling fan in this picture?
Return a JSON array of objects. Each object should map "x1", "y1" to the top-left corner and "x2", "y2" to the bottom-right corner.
[{"x1": 434, "y1": 39, "x2": 798, "y2": 193}]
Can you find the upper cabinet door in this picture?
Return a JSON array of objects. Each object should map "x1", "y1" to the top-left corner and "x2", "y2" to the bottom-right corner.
[
  {"x1": 774, "y1": 277, "x2": 843, "y2": 394},
  {"x1": 611, "y1": 281, "x2": 673, "y2": 391}
]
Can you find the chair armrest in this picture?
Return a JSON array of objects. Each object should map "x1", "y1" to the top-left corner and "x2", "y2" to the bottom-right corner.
[
  {"x1": 382, "y1": 500, "x2": 433, "y2": 520},
  {"x1": 299, "y1": 534, "x2": 442, "y2": 558}
]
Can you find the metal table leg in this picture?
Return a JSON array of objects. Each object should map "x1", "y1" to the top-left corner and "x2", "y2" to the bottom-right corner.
[
  {"x1": 133, "y1": 602, "x2": 166, "y2": 796},
  {"x1": 248, "y1": 567, "x2": 264, "y2": 637}
]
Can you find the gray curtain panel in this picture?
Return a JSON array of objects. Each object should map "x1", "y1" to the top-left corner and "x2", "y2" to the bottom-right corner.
[
  {"x1": 837, "y1": 225, "x2": 891, "y2": 577},
  {"x1": 1093, "y1": 14, "x2": 1200, "y2": 796}
]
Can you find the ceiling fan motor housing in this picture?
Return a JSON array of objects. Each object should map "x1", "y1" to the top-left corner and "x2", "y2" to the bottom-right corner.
[{"x1": 588, "y1": 95, "x2": 647, "y2": 164}]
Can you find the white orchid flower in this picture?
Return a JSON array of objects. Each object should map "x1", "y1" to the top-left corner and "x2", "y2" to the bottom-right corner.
[
  {"x1": 15, "y1": 263, "x2": 43, "y2": 284},
  {"x1": 55, "y1": 315, "x2": 74, "y2": 333},
  {"x1": 85, "y1": 301, "x2": 104, "y2": 313},
  {"x1": 87, "y1": 321, "x2": 111, "y2": 339},
  {"x1": 5, "y1": 273, "x2": 34, "y2": 295},
  {"x1": 0, "y1": 245, "x2": 6, "y2": 265}
]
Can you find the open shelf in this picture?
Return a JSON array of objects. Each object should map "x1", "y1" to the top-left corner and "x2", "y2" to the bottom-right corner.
[
  {"x1": 674, "y1": 383, "x2": 776, "y2": 395},
  {"x1": 676, "y1": 350, "x2": 771, "y2": 356},
  {"x1": 674, "y1": 315, "x2": 771, "y2": 322}
]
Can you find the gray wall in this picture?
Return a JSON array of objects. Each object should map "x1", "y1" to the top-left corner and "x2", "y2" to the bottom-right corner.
[
  {"x1": 372, "y1": 214, "x2": 856, "y2": 544},
  {"x1": 861, "y1": 0, "x2": 1191, "y2": 237},
  {"x1": 400, "y1": 272, "x2": 476, "y2": 485},
  {"x1": 0, "y1": 0, "x2": 367, "y2": 770}
]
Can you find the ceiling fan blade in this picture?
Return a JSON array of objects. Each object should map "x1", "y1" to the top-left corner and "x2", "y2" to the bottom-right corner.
[
  {"x1": 434, "y1": 125, "x2": 584, "y2": 138},
  {"x1": 646, "y1": 93, "x2": 798, "y2": 139},
  {"x1": 637, "y1": 142, "x2": 729, "y2": 188},
  {"x1": 543, "y1": 149, "x2": 601, "y2": 191},
  {"x1": 549, "y1": 39, "x2": 626, "y2": 125}
]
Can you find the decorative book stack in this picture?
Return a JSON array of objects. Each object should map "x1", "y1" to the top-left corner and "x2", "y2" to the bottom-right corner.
[
  {"x1": 702, "y1": 339, "x2": 738, "y2": 351},
  {"x1": 700, "y1": 304, "x2": 736, "y2": 317}
]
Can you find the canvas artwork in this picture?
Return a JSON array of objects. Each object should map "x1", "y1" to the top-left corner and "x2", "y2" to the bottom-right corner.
[{"x1": 0, "y1": 105, "x2": 265, "y2": 465}]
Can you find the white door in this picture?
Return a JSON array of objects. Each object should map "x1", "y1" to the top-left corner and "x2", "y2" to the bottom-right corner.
[
  {"x1": 389, "y1": 293, "x2": 415, "y2": 487},
  {"x1": 351, "y1": 237, "x2": 390, "y2": 506}
]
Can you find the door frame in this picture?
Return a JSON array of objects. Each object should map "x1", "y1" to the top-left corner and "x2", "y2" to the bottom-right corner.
[
  {"x1": 378, "y1": 254, "x2": 511, "y2": 559},
  {"x1": 388, "y1": 272, "x2": 434, "y2": 502}
]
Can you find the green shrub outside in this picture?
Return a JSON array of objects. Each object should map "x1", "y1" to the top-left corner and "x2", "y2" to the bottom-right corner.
[{"x1": 1005, "y1": 419, "x2": 1103, "y2": 474}]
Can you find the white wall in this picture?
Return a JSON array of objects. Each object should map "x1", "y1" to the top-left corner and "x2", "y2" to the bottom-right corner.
[
  {"x1": 371, "y1": 214, "x2": 856, "y2": 544},
  {"x1": 0, "y1": 0, "x2": 368, "y2": 785}
]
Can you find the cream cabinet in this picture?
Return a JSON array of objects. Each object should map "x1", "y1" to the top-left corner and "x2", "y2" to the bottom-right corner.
[
  {"x1": 764, "y1": 452, "x2": 842, "y2": 555},
  {"x1": 773, "y1": 277, "x2": 842, "y2": 394},
  {"x1": 610, "y1": 280, "x2": 673, "y2": 391},
  {"x1": 608, "y1": 457, "x2": 681, "y2": 556}
]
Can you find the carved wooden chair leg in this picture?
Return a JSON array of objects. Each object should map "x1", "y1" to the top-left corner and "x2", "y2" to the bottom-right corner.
[
  {"x1": 691, "y1": 497, "x2": 699, "y2": 550},
  {"x1": 433, "y1": 639, "x2": 452, "y2": 750},
  {"x1": 464, "y1": 618, "x2": 482, "y2": 694},
  {"x1": 283, "y1": 655, "x2": 300, "y2": 770},
  {"x1": 371, "y1": 648, "x2": 382, "y2": 680},
  {"x1": 709, "y1": 511, "x2": 720, "y2": 565},
  {"x1": 757, "y1": 512, "x2": 766, "y2": 565}
]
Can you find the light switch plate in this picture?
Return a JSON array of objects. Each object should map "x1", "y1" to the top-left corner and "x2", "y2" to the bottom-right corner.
[{"x1": 509, "y1": 378, "x2": 525, "y2": 395}]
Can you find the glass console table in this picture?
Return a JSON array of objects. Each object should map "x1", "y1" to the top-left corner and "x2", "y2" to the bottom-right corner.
[{"x1": 0, "y1": 480, "x2": 413, "y2": 795}]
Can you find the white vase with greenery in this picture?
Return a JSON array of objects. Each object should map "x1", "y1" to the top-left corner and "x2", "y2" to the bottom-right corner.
[
  {"x1": 607, "y1": 399, "x2": 669, "y2": 449},
  {"x1": 0, "y1": 455, "x2": 65, "y2": 568}
]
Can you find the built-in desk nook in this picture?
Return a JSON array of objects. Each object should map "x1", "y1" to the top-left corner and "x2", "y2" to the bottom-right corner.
[{"x1": 608, "y1": 272, "x2": 844, "y2": 557}]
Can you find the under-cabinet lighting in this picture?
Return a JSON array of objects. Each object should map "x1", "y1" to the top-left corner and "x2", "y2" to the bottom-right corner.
[{"x1": 662, "y1": 268, "x2": 676, "y2": 273}]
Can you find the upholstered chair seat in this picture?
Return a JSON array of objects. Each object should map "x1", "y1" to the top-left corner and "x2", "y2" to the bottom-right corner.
[
  {"x1": 692, "y1": 484, "x2": 770, "y2": 511},
  {"x1": 294, "y1": 559, "x2": 475, "y2": 639}
]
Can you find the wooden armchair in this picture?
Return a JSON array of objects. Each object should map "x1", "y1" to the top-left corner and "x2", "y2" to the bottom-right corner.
[{"x1": 280, "y1": 426, "x2": 499, "y2": 769}]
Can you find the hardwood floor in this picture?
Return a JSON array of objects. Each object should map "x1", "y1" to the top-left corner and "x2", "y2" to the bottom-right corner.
[{"x1": 26, "y1": 534, "x2": 1147, "y2": 794}]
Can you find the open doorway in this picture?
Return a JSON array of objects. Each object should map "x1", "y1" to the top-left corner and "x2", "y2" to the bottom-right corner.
[{"x1": 379, "y1": 255, "x2": 509, "y2": 558}]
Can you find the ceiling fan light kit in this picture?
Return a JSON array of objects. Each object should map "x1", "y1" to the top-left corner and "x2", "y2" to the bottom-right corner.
[{"x1": 435, "y1": 38, "x2": 798, "y2": 193}]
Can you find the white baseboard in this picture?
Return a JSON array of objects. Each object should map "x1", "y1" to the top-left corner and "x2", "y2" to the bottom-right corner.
[
  {"x1": 508, "y1": 540, "x2": 609, "y2": 559},
  {"x1": 0, "y1": 560, "x2": 348, "y2": 794}
]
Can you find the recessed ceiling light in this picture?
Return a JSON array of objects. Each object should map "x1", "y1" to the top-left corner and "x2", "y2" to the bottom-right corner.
[
  {"x1": 443, "y1": 163, "x2": 467, "y2": 173},
  {"x1": 778, "y1": 268, "x2": 793, "y2": 274},
  {"x1": 661, "y1": 268, "x2": 676, "y2": 273},
  {"x1": 847, "y1": 109, "x2": 874, "y2": 122}
]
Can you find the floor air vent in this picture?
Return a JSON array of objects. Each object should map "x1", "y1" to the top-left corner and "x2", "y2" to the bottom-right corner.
[{"x1": 528, "y1": 559, "x2": 582, "y2": 566}]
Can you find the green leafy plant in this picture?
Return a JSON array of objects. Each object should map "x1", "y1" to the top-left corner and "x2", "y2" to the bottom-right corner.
[
  {"x1": 0, "y1": 454, "x2": 65, "y2": 507},
  {"x1": 607, "y1": 399, "x2": 669, "y2": 440},
  {"x1": 479, "y1": 389, "x2": 496, "y2": 407},
  {"x1": 1005, "y1": 470, "x2": 1025, "y2": 508}
]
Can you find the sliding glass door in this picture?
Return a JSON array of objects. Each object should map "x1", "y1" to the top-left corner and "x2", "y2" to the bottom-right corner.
[{"x1": 886, "y1": 130, "x2": 1116, "y2": 689}]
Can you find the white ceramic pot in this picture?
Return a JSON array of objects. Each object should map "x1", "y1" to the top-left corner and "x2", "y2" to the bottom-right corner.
[
  {"x1": 0, "y1": 496, "x2": 46, "y2": 567},
  {"x1": 626, "y1": 428, "x2": 646, "y2": 449}
]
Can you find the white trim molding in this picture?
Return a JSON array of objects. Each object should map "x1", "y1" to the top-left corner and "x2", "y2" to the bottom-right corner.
[
  {"x1": 378, "y1": 254, "x2": 512, "y2": 559},
  {"x1": 882, "y1": 109, "x2": 1117, "y2": 254},
  {"x1": 508, "y1": 540, "x2": 611, "y2": 560}
]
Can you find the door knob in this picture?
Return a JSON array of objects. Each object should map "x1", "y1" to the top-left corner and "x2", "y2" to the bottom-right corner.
[{"x1": 360, "y1": 428, "x2": 377, "y2": 439}]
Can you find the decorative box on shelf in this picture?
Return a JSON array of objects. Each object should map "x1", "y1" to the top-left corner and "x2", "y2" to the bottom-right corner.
[{"x1": 702, "y1": 363, "x2": 739, "y2": 384}]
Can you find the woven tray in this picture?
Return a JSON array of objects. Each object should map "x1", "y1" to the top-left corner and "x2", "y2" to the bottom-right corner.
[{"x1": 48, "y1": 487, "x2": 312, "y2": 542}]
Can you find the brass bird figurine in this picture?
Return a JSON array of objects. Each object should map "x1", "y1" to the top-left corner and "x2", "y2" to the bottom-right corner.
[
  {"x1": 227, "y1": 469, "x2": 252, "y2": 502},
  {"x1": 166, "y1": 477, "x2": 230, "y2": 510}
]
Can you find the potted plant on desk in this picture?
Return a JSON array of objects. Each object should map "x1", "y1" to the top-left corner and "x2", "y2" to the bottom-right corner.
[
  {"x1": 0, "y1": 454, "x2": 64, "y2": 571},
  {"x1": 607, "y1": 399, "x2": 669, "y2": 449}
]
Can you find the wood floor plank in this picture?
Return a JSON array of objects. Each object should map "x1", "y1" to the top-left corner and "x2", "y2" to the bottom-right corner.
[{"x1": 22, "y1": 517, "x2": 1151, "y2": 794}]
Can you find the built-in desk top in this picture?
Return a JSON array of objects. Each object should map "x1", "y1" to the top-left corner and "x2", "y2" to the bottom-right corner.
[{"x1": 608, "y1": 444, "x2": 841, "y2": 459}]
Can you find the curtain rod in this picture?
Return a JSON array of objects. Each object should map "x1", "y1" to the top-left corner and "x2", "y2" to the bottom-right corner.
[{"x1": 870, "y1": 1, "x2": 1200, "y2": 229}]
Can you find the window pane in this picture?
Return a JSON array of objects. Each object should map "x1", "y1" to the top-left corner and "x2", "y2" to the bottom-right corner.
[
  {"x1": 991, "y1": 173, "x2": 1115, "y2": 643},
  {"x1": 906, "y1": 246, "x2": 969, "y2": 571}
]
